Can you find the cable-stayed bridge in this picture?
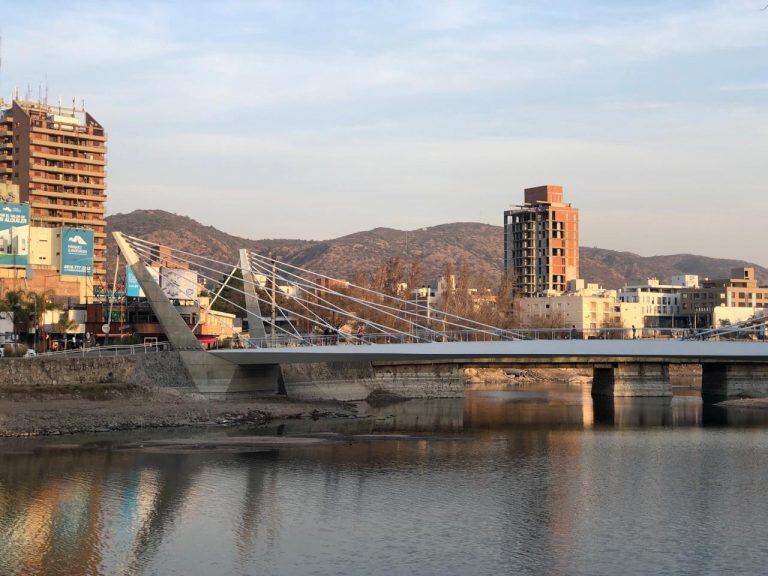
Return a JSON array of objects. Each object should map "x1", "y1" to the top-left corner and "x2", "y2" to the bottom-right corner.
[{"x1": 111, "y1": 232, "x2": 768, "y2": 400}]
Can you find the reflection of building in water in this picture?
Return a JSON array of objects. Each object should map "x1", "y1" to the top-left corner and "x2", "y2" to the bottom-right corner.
[
  {"x1": 0, "y1": 452, "x2": 109, "y2": 575},
  {"x1": 463, "y1": 388, "x2": 588, "y2": 430},
  {"x1": 235, "y1": 453, "x2": 283, "y2": 565}
]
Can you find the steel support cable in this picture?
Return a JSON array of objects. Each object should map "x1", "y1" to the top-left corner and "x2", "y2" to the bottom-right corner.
[
  {"x1": 133, "y1": 248, "x2": 303, "y2": 343},
  {"x1": 128, "y1": 243, "x2": 306, "y2": 343},
  {"x1": 247, "y1": 252, "x2": 439, "y2": 341},
  {"x1": 243, "y1": 258, "x2": 374, "y2": 344},
  {"x1": 124, "y1": 234, "x2": 450, "y2": 335},
  {"x1": 246, "y1": 253, "x2": 433, "y2": 343},
  {"x1": 126, "y1": 237, "x2": 418, "y2": 343},
  {"x1": 246, "y1": 251, "x2": 502, "y2": 340},
  {"x1": 123, "y1": 234, "x2": 516, "y2": 340},
  {"x1": 125, "y1": 240, "x2": 369, "y2": 342},
  {"x1": 126, "y1": 241, "x2": 385, "y2": 343},
  {"x1": 243, "y1": 255, "x2": 361, "y2": 341},
  {"x1": 126, "y1": 241, "x2": 405, "y2": 345},
  {"x1": 246, "y1": 248, "x2": 520, "y2": 339}
]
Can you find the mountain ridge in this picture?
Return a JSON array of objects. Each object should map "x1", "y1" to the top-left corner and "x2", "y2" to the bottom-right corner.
[{"x1": 105, "y1": 209, "x2": 768, "y2": 289}]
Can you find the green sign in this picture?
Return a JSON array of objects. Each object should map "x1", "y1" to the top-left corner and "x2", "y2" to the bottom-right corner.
[{"x1": 0, "y1": 202, "x2": 29, "y2": 267}]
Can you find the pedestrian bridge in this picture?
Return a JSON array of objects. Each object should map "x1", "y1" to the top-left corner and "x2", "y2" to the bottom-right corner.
[
  {"x1": 110, "y1": 232, "x2": 768, "y2": 400},
  {"x1": 210, "y1": 339, "x2": 768, "y2": 366}
]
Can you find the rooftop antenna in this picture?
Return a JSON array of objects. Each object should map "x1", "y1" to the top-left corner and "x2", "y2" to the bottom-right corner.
[
  {"x1": 37, "y1": 80, "x2": 41, "y2": 104},
  {"x1": 71, "y1": 97, "x2": 75, "y2": 115},
  {"x1": 44, "y1": 74, "x2": 48, "y2": 105},
  {"x1": 58, "y1": 96, "x2": 61, "y2": 114},
  {"x1": 25, "y1": 82, "x2": 31, "y2": 101}
]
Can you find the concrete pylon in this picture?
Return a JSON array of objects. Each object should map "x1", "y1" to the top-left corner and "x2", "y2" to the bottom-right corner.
[
  {"x1": 112, "y1": 232, "x2": 284, "y2": 396},
  {"x1": 239, "y1": 248, "x2": 267, "y2": 341}
]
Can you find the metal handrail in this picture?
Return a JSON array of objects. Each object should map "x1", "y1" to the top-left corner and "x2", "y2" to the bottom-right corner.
[
  {"x1": 241, "y1": 326, "x2": 768, "y2": 349},
  {"x1": 32, "y1": 341, "x2": 171, "y2": 358}
]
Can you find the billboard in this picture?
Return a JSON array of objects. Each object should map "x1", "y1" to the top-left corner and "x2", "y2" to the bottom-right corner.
[
  {"x1": 126, "y1": 266, "x2": 142, "y2": 298},
  {"x1": 126, "y1": 266, "x2": 165, "y2": 298},
  {"x1": 0, "y1": 202, "x2": 30, "y2": 267},
  {"x1": 60, "y1": 227, "x2": 94, "y2": 276},
  {"x1": 161, "y1": 267, "x2": 198, "y2": 300}
]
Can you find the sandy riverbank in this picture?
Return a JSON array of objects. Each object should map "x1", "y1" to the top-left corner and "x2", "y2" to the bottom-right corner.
[
  {"x1": 716, "y1": 398, "x2": 768, "y2": 411},
  {"x1": 0, "y1": 386, "x2": 355, "y2": 438}
]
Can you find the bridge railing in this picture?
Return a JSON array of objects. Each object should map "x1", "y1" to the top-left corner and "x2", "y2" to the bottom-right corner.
[
  {"x1": 241, "y1": 326, "x2": 767, "y2": 348},
  {"x1": 33, "y1": 341, "x2": 172, "y2": 358}
]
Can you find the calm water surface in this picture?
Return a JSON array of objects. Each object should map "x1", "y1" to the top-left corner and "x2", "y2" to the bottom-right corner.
[{"x1": 2, "y1": 384, "x2": 768, "y2": 576}]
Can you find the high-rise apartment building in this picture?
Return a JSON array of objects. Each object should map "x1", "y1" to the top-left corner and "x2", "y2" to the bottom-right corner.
[
  {"x1": 503, "y1": 185, "x2": 579, "y2": 296},
  {"x1": 0, "y1": 99, "x2": 107, "y2": 285}
]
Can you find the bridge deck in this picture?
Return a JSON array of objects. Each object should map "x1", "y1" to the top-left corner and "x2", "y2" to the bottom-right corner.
[{"x1": 210, "y1": 340, "x2": 768, "y2": 366}]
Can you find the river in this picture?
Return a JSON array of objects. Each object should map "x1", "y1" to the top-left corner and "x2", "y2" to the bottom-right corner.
[{"x1": 2, "y1": 383, "x2": 768, "y2": 576}]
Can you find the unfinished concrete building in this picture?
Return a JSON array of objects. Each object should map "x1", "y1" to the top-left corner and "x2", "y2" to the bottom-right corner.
[{"x1": 504, "y1": 185, "x2": 579, "y2": 296}]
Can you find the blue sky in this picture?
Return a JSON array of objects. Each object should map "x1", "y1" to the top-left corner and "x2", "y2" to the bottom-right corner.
[{"x1": 3, "y1": 1, "x2": 767, "y2": 265}]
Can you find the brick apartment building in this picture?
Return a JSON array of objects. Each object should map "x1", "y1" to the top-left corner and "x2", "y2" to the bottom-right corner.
[{"x1": 0, "y1": 98, "x2": 107, "y2": 286}]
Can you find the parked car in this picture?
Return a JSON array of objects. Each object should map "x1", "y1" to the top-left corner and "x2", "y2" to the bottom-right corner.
[{"x1": 24, "y1": 349, "x2": 36, "y2": 358}]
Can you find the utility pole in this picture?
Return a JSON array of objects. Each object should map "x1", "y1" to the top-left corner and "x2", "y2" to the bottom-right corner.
[{"x1": 270, "y1": 256, "x2": 277, "y2": 344}]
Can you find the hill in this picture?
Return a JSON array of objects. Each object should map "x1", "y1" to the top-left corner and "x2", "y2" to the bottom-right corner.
[{"x1": 105, "y1": 210, "x2": 768, "y2": 288}]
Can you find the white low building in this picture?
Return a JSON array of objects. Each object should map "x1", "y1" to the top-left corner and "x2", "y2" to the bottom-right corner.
[
  {"x1": 518, "y1": 280, "x2": 643, "y2": 334},
  {"x1": 619, "y1": 276, "x2": 698, "y2": 328}
]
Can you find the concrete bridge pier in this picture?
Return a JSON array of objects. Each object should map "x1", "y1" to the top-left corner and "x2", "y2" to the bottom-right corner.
[
  {"x1": 591, "y1": 363, "x2": 672, "y2": 398},
  {"x1": 702, "y1": 364, "x2": 768, "y2": 399}
]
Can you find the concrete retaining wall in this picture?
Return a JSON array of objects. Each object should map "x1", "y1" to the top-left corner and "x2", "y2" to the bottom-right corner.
[
  {"x1": 0, "y1": 351, "x2": 194, "y2": 392},
  {"x1": 592, "y1": 363, "x2": 672, "y2": 397},
  {"x1": 281, "y1": 361, "x2": 464, "y2": 401},
  {"x1": 702, "y1": 364, "x2": 768, "y2": 399}
]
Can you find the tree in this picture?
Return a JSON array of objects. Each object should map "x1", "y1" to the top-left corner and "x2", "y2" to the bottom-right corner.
[
  {"x1": 55, "y1": 315, "x2": 79, "y2": 334},
  {"x1": 0, "y1": 290, "x2": 32, "y2": 341},
  {"x1": 0, "y1": 289, "x2": 59, "y2": 345},
  {"x1": 210, "y1": 269, "x2": 246, "y2": 316},
  {"x1": 26, "y1": 290, "x2": 60, "y2": 348}
]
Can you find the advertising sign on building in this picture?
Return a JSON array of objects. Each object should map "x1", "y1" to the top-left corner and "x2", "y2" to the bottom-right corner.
[
  {"x1": 60, "y1": 227, "x2": 94, "y2": 276},
  {"x1": 126, "y1": 266, "x2": 142, "y2": 298},
  {"x1": 0, "y1": 202, "x2": 30, "y2": 267},
  {"x1": 161, "y1": 267, "x2": 198, "y2": 300}
]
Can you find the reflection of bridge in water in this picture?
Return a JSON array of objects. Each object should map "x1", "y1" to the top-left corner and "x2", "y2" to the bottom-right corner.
[
  {"x1": 111, "y1": 232, "x2": 768, "y2": 400},
  {"x1": 3, "y1": 386, "x2": 768, "y2": 573}
]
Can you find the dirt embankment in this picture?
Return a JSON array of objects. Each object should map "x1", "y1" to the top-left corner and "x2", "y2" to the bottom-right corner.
[
  {"x1": 716, "y1": 398, "x2": 768, "y2": 411},
  {"x1": 464, "y1": 366, "x2": 593, "y2": 388},
  {"x1": 0, "y1": 386, "x2": 354, "y2": 438}
]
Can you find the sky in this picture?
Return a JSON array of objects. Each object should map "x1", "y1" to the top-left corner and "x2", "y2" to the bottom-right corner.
[{"x1": 2, "y1": 0, "x2": 767, "y2": 264}]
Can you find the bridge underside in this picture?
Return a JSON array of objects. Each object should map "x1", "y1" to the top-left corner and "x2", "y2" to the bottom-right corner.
[
  {"x1": 211, "y1": 340, "x2": 768, "y2": 366},
  {"x1": 209, "y1": 340, "x2": 768, "y2": 400}
]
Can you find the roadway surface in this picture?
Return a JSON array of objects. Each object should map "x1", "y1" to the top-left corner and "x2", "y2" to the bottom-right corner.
[{"x1": 211, "y1": 339, "x2": 768, "y2": 366}]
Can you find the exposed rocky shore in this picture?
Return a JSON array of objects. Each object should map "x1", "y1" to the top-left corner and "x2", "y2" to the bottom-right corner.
[
  {"x1": 716, "y1": 398, "x2": 768, "y2": 410},
  {"x1": 0, "y1": 386, "x2": 354, "y2": 438}
]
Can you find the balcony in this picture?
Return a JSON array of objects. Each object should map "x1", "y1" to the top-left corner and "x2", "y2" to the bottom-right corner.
[
  {"x1": 30, "y1": 175, "x2": 107, "y2": 190},
  {"x1": 33, "y1": 214, "x2": 106, "y2": 227},
  {"x1": 29, "y1": 189, "x2": 105, "y2": 202},
  {"x1": 30, "y1": 201, "x2": 104, "y2": 215},
  {"x1": 31, "y1": 149, "x2": 106, "y2": 166},
  {"x1": 31, "y1": 163, "x2": 105, "y2": 178},
  {"x1": 31, "y1": 125, "x2": 107, "y2": 142},
  {"x1": 30, "y1": 136, "x2": 106, "y2": 154}
]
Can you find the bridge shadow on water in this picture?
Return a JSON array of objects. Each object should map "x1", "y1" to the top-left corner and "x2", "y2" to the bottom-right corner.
[{"x1": 259, "y1": 381, "x2": 768, "y2": 437}]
